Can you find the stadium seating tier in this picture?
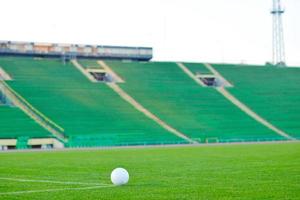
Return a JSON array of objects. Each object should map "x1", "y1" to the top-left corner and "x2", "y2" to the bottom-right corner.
[
  {"x1": 0, "y1": 57, "x2": 184, "y2": 146},
  {"x1": 213, "y1": 64, "x2": 300, "y2": 139},
  {"x1": 0, "y1": 56, "x2": 299, "y2": 147},
  {"x1": 106, "y1": 61, "x2": 283, "y2": 142}
]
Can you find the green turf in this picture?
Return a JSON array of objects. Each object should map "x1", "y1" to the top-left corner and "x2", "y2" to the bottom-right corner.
[{"x1": 0, "y1": 142, "x2": 299, "y2": 199}]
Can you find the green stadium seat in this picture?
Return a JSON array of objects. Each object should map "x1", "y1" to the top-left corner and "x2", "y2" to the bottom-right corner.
[{"x1": 213, "y1": 63, "x2": 300, "y2": 139}]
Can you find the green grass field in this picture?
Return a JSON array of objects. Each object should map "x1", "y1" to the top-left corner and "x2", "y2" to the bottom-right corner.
[{"x1": 0, "y1": 142, "x2": 299, "y2": 200}]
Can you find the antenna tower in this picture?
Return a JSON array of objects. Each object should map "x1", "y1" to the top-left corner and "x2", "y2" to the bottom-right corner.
[{"x1": 271, "y1": 0, "x2": 286, "y2": 66}]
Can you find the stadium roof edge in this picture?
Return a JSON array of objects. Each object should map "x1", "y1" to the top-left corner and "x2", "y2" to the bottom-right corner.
[{"x1": 0, "y1": 40, "x2": 152, "y2": 50}]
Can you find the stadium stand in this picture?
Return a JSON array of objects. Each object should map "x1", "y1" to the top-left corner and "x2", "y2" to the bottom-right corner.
[
  {"x1": 212, "y1": 64, "x2": 300, "y2": 139},
  {"x1": 0, "y1": 55, "x2": 298, "y2": 148},
  {"x1": 182, "y1": 63, "x2": 212, "y2": 75},
  {"x1": 78, "y1": 59, "x2": 102, "y2": 69},
  {"x1": 0, "y1": 106, "x2": 51, "y2": 139},
  {"x1": 0, "y1": 56, "x2": 185, "y2": 147},
  {"x1": 105, "y1": 61, "x2": 284, "y2": 142}
]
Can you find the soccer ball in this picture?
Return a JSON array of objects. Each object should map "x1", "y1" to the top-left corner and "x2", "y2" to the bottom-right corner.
[{"x1": 111, "y1": 168, "x2": 129, "y2": 186}]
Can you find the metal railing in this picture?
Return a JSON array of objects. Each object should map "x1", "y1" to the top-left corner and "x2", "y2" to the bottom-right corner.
[{"x1": 66, "y1": 136, "x2": 297, "y2": 148}]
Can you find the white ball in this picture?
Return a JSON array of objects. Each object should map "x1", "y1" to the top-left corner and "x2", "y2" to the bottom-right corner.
[{"x1": 111, "y1": 168, "x2": 129, "y2": 186}]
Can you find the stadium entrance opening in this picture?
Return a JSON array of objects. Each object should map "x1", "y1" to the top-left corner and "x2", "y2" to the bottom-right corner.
[
  {"x1": 0, "y1": 88, "x2": 14, "y2": 106},
  {"x1": 200, "y1": 76, "x2": 217, "y2": 87},
  {"x1": 0, "y1": 91, "x2": 4, "y2": 105},
  {"x1": 87, "y1": 69, "x2": 116, "y2": 83},
  {"x1": 89, "y1": 71, "x2": 112, "y2": 82},
  {"x1": 196, "y1": 74, "x2": 232, "y2": 87}
]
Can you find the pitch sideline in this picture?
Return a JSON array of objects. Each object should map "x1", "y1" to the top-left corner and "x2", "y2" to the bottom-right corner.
[
  {"x1": 0, "y1": 177, "x2": 110, "y2": 186},
  {"x1": 0, "y1": 177, "x2": 114, "y2": 196},
  {"x1": 0, "y1": 185, "x2": 114, "y2": 196}
]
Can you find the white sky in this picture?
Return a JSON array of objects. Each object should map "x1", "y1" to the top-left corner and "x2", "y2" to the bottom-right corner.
[{"x1": 0, "y1": 0, "x2": 299, "y2": 65}]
